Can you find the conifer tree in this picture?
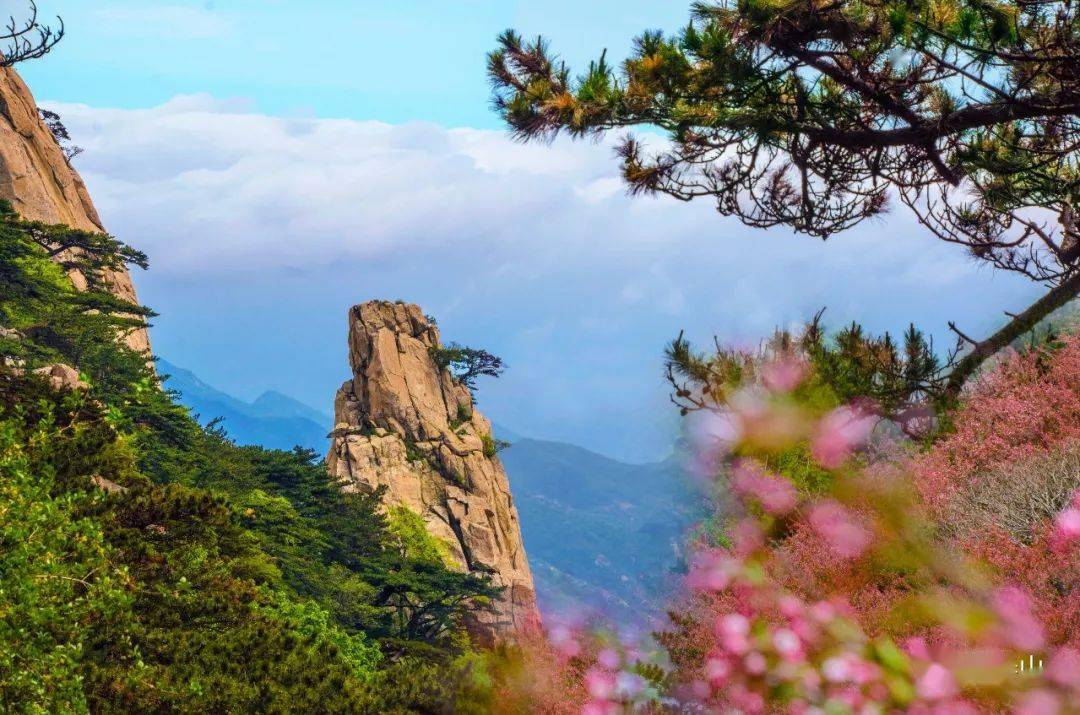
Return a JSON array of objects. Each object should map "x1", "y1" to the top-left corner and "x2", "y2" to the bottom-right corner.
[{"x1": 489, "y1": 0, "x2": 1080, "y2": 391}]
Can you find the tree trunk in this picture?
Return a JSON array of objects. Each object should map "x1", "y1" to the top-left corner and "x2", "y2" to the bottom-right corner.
[{"x1": 945, "y1": 271, "x2": 1080, "y2": 397}]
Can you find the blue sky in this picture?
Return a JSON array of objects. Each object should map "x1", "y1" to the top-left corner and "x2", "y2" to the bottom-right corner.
[
  {"x1": 19, "y1": 1, "x2": 688, "y2": 127},
  {"x1": 14, "y1": 1, "x2": 1044, "y2": 462}
]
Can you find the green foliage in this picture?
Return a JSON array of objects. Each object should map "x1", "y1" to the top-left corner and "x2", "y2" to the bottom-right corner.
[
  {"x1": 801, "y1": 315, "x2": 943, "y2": 415},
  {"x1": 490, "y1": 1, "x2": 1080, "y2": 393},
  {"x1": 429, "y1": 342, "x2": 505, "y2": 392},
  {"x1": 0, "y1": 414, "x2": 128, "y2": 714},
  {"x1": 352, "y1": 655, "x2": 494, "y2": 714},
  {"x1": 489, "y1": 2, "x2": 1079, "y2": 263},
  {"x1": 260, "y1": 589, "x2": 383, "y2": 681},
  {"x1": 481, "y1": 433, "x2": 509, "y2": 458},
  {"x1": 387, "y1": 506, "x2": 455, "y2": 567},
  {"x1": 402, "y1": 435, "x2": 427, "y2": 464},
  {"x1": 668, "y1": 313, "x2": 951, "y2": 438},
  {"x1": 0, "y1": 207, "x2": 497, "y2": 711},
  {"x1": 449, "y1": 403, "x2": 472, "y2": 431}
]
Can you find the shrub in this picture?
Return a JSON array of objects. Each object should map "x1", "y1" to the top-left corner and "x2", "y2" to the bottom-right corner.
[
  {"x1": 481, "y1": 434, "x2": 509, "y2": 458},
  {"x1": 943, "y1": 443, "x2": 1080, "y2": 544},
  {"x1": 914, "y1": 335, "x2": 1080, "y2": 512}
]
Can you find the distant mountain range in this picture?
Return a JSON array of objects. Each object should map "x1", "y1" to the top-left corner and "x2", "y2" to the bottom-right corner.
[
  {"x1": 158, "y1": 359, "x2": 332, "y2": 454},
  {"x1": 499, "y1": 438, "x2": 707, "y2": 628},
  {"x1": 160, "y1": 359, "x2": 709, "y2": 625}
]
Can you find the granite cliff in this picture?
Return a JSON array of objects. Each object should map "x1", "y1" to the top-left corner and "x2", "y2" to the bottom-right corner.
[
  {"x1": 327, "y1": 301, "x2": 538, "y2": 641},
  {"x1": 0, "y1": 66, "x2": 149, "y2": 354}
]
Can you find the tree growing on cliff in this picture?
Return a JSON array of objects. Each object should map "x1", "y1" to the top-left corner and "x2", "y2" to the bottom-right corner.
[
  {"x1": 430, "y1": 343, "x2": 505, "y2": 391},
  {"x1": 1, "y1": 2, "x2": 63, "y2": 66},
  {"x1": 489, "y1": 0, "x2": 1080, "y2": 393},
  {"x1": 39, "y1": 108, "x2": 82, "y2": 160}
]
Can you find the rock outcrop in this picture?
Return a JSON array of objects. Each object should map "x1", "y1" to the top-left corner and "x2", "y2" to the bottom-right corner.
[
  {"x1": 327, "y1": 301, "x2": 538, "y2": 642},
  {"x1": 0, "y1": 67, "x2": 149, "y2": 354}
]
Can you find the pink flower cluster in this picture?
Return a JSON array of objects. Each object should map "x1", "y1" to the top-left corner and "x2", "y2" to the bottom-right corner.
[
  {"x1": 683, "y1": 539, "x2": 1080, "y2": 712},
  {"x1": 915, "y1": 335, "x2": 1080, "y2": 510},
  {"x1": 810, "y1": 405, "x2": 877, "y2": 469},
  {"x1": 673, "y1": 359, "x2": 1080, "y2": 713},
  {"x1": 512, "y1": 337, "x2": 1080, "y2": 714},
  {"x1": 687, "y1": 563, "x2": 924, "y2": 712}
]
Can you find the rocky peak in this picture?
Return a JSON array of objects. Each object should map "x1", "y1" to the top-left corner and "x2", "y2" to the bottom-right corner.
[
  {"x1": 0, "y1": 67, "x2": 149, "y2": 355},
  {"x1": 327, "y1": 301, "x2": 539, "y2": 642}
]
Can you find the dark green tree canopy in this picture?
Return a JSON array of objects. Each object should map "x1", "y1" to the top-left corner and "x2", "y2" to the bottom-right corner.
[
  {"x1": 489, "y1": 0, "x2": 1080, "y2": 389},
  {"x1": 430, "y1": 342, "x2": 506, "y2": 391},
  {"x1": 490, "y1": 0, "x2": 1079, "y2": 282}
]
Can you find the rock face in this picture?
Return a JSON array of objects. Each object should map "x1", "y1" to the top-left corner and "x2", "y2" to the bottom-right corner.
[
  {"x1": 0, "y1": 67, "x2": 149, "y2": 354},
  {"x1": 327, "y1": 301, "x2": 538, "y2": 642}
]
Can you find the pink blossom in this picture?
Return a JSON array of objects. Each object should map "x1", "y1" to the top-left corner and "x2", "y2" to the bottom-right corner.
[
  {"x1": 704, "y1": 656, "x2": 731, "y2": 684},
  {"x1": 1046, "y1": 647, "x2": 1080, "y2": 689},
  {"x1": 731, "y1": 461, "x2": 798, "y2": 515},
  {"x1": 1053, "y1": 507, "x2": 1080, "y2": 542},
  {"x1": 1014, "y1": 689, "x2": 1061, "y2": 715},
  {"x1": 822, "y1": 656, "x2": 852, "y2": 683},
  {"x1": 728, "y1": 684, "x2": 766, "y2": 713},
  {"x1": 807, "y1": 501, "x2": 872, "y2": 559},
  {"x1": 731, "y1": 517, "x2": 765, "y2": 556},
  {"x1": 596, "y1": 648, "x2": 620, "y2": 671},
  {"x1": 685, "y1": 408, "x2": 741, "y2": 475},
  {"x1": 810, "y1": 600, "x2": 837, "y2": 623},
  {"x1": 912, "y1": 336, "x2": 1080, "y2": 507},
  {"x1": 689, "y1": 679, "x2": 710, "y2": 700},
  {"x1": 762, "y1": 358, "x2": 807, "y2": 393},
  {"x1": 549, "y1": 624, "x2": 582, "y2": 658},
  {"x1": 790, "y1": 616, "x2": 819, "y2": 643},
  {"x1": 830, "y1": 685, "x2": 864, "y2": 709},
  {"x1": 581, "y1": 701, "x2": 618, "y2": 715},
  {"x1": 904, "y1": 636, "x2": 932, "y2": 661},
  {"x1": 584, "y1": 667, "x2": 617, "y2": 700},
  {"x1": 772, "y1": 628, "x2": 803, "y2": 661},
  {"x1": 916, "y1": 663, "x2": 958, "y2": 701},
  {"x1": 686, "y1": 550, "x2": 732, "y2": 591},
  {"x1": 717, "y1": 613, "x2": 751, "y2": 654},
  {"x1": 811, "y1": 406, "x2": 876, "y2": 468},
  {"x1": 992, "y1": 586, "x2": 1045, "y2": 650},
  {"x1": 743, "y1": 651, "x2": 767, "y2": 675},
  {"x1": 778, "y1": 595, "x2": 803, "y2": 619},
  {"x1": 847, "y1": 657, "x2": 882, "y2": 685}
]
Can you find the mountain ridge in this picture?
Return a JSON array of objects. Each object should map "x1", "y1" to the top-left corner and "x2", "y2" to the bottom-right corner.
[
  {"x1": 158, "y1": 358, "x2": 331, "y2": 453},
  {"x1": 161, "y1": 358, "x2": 706, "y2": 626}
]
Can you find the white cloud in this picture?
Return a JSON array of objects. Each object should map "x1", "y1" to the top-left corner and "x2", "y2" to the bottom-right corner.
[{"x1": 46, "y1": 96, "x2": 1042, "y2": 461}]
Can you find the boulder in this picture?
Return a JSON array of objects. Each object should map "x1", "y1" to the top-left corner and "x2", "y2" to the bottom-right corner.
[{"x1": 31, "y1": 363, "x2": 88, "y2": 392}]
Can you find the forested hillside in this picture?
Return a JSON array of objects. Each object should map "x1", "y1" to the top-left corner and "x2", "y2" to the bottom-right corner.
[{"x1": 0, "y1": 202, "x2": 498, "y2": 712}]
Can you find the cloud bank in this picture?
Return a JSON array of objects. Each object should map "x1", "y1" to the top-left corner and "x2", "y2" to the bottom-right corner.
[{"x1": 50, "y1": 95, "x2": 1040, "y2": 461}]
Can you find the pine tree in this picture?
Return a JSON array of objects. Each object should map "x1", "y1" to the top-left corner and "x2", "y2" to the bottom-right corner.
[{"x1": 489, "y1": 0, "x2": 1080, "y2": 391}]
